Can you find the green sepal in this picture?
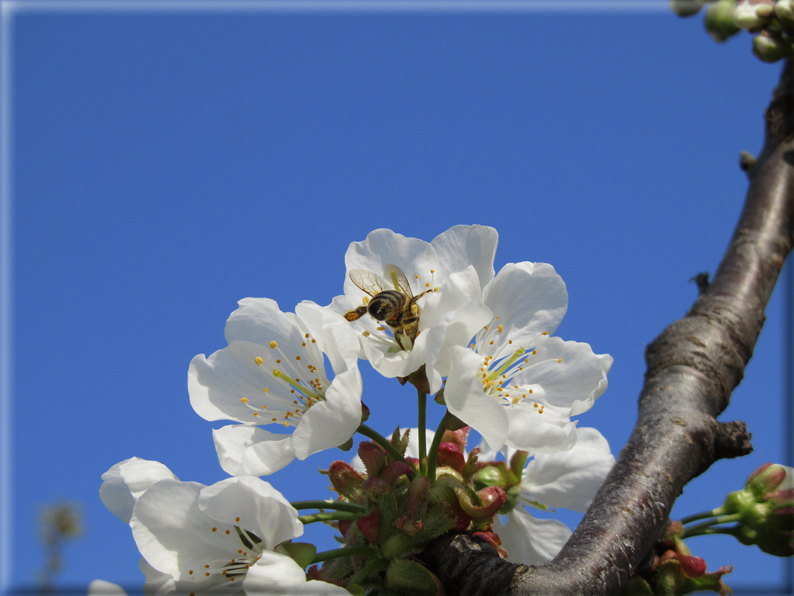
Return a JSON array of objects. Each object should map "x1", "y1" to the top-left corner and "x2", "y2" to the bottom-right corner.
[
  {"x1": 273, "y1": 541, "x2": 316, "y2": 569},
  {"x1": 385, "y1": 558, "x2": 443, "y2": 595},
  {"x1": 619, "y1": 576, "x2": 655, "y2": 596},
  {"x1": 346, "y1": 584, "x2": 366, "y2": 596},
  {"x1": 377, "y1": 493, "x2": 399, "y2": 546},
  {"x1": 655, "y1": 559, "x2": 733, "y2": 595}
]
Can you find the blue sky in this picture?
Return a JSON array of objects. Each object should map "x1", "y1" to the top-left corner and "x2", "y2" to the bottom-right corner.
[{"x1": 2, "y1": 2, "x2": 793, "y2": 593}]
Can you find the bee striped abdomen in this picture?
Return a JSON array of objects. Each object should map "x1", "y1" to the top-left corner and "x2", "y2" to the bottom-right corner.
[{"x1": 367, "y1": 290, "x2": 408, "y2": 322}]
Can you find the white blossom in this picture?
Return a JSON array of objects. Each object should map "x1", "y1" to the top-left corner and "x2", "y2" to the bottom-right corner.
[
  {"x1": 328, "y1": 225, "x2": 496, "y2": 390},
  {"x1": 491, "y1": 428, "x2": 615, "y2": 565},
  {"x1": 189, "y1": 299, "x2": 363, "y2": 476},
  {"x1": 99, "y1": 459, "x2": 346, "y2": 595},
  {"x1": 445, "y1": 262, "x2": 612, "y2": 454}
]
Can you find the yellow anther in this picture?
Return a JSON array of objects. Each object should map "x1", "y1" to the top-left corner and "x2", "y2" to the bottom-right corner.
[
  {"x1": 260, "y1": 405, "x2": 266, "y2": 409},
  {"x1": 542, "y1": 331, "x2": 548, "y2": 336},
  {"x1": 302, "y1": 342, "x2": 306, "y2": 347},
  {"x1": 363, "y1": 296, "x2": 370, "y2": 304},
  {"x1": 269, "y1": 341, "x2": 278, "y2": 349},
  {"x1": 252, "y1": 412, "x2": 258, "y2": 416},
  {"x1": 295, "y1": 355, "x2": 301, "y2": 361},
  {"x1": 532, "y1": 350, "x2": 536, "y2": 355},
  {"x1": 240, "y1": 397, "x2": 249, "y2": 403},
  {"x1": 508, "y1": 339, "x2": 513, "y2": 344},
  {"x1": 305, "y1": 333, "x2": 309, "y2": 338},
  {"x1": 497, "y1": 324, "x2": 503, "y2": 333},
  {"x1": 512, "y1": 397, "x2": 519, "y2": 404},
  {"x1": 425, "y1": 282, "x2": 430, "y2": 288},
  {"x1": 529, "y1": 389, "x2": 534, "y2": 393},
  {"x1": 430, "y1": 269, "x2": 435, "y2": 273},
  {"x1": 262, "y1": 388, "x2": 268, "y2": 392},
  {"x1": 362, "y1": 331, "x2": 371, "y2": 337},
  {"x1": 254, "y1": 357, "x2": 263, "y2": 366},
  {"x1": 557, "y1": 358, "x2": 562, "y2": 363}
]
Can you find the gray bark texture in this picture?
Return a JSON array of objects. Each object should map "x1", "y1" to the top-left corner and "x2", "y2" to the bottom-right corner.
[{"x1": 419, "y1": 59, "x2": 794, "y2": 595}]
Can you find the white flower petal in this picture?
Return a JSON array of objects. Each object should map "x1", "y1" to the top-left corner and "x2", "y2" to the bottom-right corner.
[
  {"x1": 495, "y1": 508, "x2": 571, "y2": 566},
  {"x1": 504, "y1": 413, "x2": 578, "y2": 455},
  {"x1": 522, "y1": 427, "x2": 614, "y2": 512},
  {"x1": 343, "y1": 228, "x2": 439, "y2": 296},
  {"x1": 295, "y1": 300, "x2": 360, "y2": 373},
  {"x1": 131, "y1": 480, "x2": 230, "y2": 581},
  {"x1": 482, "y1": 262, "x2": 568, "y2": 348},
  {"x1": 243, "y1": 551, "x2": 350, "y2": 595},
  {"x1": 512, "y1": 337, "x2": 612, "y2": 417},
  {"x1": 423, "y1": 296, "x2": 493, "y2": 395},
  {"x1": 88, "y1": 580, "x2": 128, "y2": 596},
  {"x1": 100, "y1": 458, "x2": 179, "y2": 524},
  {"x1": 213, "y1": 425, "x2": 296, "y2": 476},
  {"x1": 431, "y1": 224, "x2": 498, "y2": 291},
  {"x1": 445, "y1": 346, "x2": 510, "y2": 451},
  {"x1": 198, "y1": 477, "x2": 303, "y2": 550},
  {"x1": 224, "y1": 298, "x2": 303, "y2": 349},
  {"x1": 291, "y1": 368, "x2": 363, "y2": 460}
]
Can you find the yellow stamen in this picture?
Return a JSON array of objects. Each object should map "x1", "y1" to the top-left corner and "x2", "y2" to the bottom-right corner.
[
  {"x1": 254, "y1": 357, "x2": 263, "y2": 366},
  {"x1": 269, "y1": 341, "x2": 278, "y2": 349}
]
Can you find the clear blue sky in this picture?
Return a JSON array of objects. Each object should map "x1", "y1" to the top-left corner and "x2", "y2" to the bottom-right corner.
[{"x1": 3, "y1": 2, "x2": 792, "y2": 593}]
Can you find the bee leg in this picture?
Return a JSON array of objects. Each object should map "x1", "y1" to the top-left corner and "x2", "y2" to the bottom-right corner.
[{"x1": 344, "y1": 306, "x2": 368, "y2": 322}]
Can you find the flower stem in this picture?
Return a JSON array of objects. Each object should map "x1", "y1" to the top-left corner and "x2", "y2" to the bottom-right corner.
[
  {"x1": 290, "y1": 500, "x2": 366, "y2": 513},
  {"x1": 679, "y1": 507, "x2": 723, "y2": 526},
  {"x1": 346, "y1": 557, "x2": 390, "y2": 589},
  {"x1": 298, "y1": 511, "x2": 361, "y2": 525},
  {"x1": 418, "y1": 389, "x2": 427, "y2": 475},
  {"x1": 682, "y1": 513, "x2": 743, "y2": 538},
  {"x1": 427, "y1": 412, "x2": 450, "y2": 485},
  {"x1": 358, "y1": 424, "x2": 417, "y2": 475},
  {"x1": 311, "y1": 545, "x2": 376, "y2": 564}
]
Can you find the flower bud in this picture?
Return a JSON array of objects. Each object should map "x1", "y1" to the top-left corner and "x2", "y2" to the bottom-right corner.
[
  {"x1": 358, "y1": 441, "x2": 386, "y2": 478},
  {"x1": 705, "y1": 0, "x2": 742, "y2": 41},
  {"x1": 472, "y1": 464, "x2": 508, "y2": 491},
  {"x1": 746, "y1": 463, "x2": 790, "y2": 495},
  {"x1": 323, "y1": 461, "x2": 365, "y2": 503},
  {"x1": 734, "y1": 0, "x2": 775, "y2": 30},
  {"x1": 436, "y1": 443, "x2": 466, "y2": 475},
  {"x1": 720, "y1": 465, "x2": 794, "y2": 556},
  {"x1": 670, "y1": 0, "x2": 707, "y2": 17},
  {"x1": 753, "y1": 30, "x2": 792, "y2": 62}
]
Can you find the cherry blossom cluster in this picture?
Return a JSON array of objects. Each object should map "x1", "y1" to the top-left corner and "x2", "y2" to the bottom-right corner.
[
  {"x1": 672, "y1": 0, "x2": 794, "y2": 62},
  {"x1": 95, "y1": 225, "x2": 616, "y2": 595}
]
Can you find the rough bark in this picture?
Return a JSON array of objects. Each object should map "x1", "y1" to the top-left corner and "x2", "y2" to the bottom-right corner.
[{"x1": 420, "y1": 59, "x2": 794, "y2": 595}]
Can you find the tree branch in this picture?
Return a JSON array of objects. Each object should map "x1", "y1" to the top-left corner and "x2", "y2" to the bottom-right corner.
[{"x1": 421, "y1": 59, "x2": 794, "y2": 595}]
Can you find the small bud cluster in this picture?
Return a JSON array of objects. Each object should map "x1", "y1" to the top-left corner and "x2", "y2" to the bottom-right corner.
[
  {"x1": 621, "y1": 520, "x2": 733, "y2": 595},
  {"x1": 311, "y1": 426, "x2": 512, "y2": 593},
  {"x1": 672, "y1": 0, "x2": 794, "y2": 62},
  {"x1": 719, "y1": 463, "x2": 794, "y2": 556}
]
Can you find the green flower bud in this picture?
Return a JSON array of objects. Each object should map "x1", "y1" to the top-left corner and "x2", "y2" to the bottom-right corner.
[
  {"x1": 735, "y1": 0, "x2": 775, "y2": 31},
  {"x1": 472, "y1": 464, "x2": 508, "y2": 491},
  {"x1": 752, "y1": 29, "x2": 792, "y2": 62},
  {"x1": 776, "y1": 0, "x2": 794, "y2": 32},
  {"x1": 705, "y1": 0, "x2": 742, "y2": 41},
  {"x1": 670, "y1": 0, "x2": 707, "y2": 17}
]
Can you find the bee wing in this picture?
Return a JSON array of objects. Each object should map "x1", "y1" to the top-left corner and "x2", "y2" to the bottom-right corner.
[
  {"x1": 383, "y1": 264, "x2": 414, "y2": 297},
  {"x1": 348, "y1": 269, "x2": 387, "y2": 297}
]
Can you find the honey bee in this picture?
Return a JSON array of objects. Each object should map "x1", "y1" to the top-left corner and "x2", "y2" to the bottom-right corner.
[{"x1": 344, "y1": 264, "x2": 433, "y2": 350}]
